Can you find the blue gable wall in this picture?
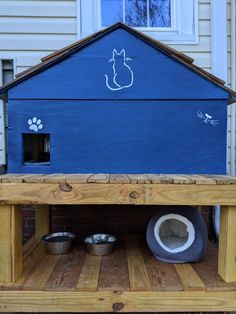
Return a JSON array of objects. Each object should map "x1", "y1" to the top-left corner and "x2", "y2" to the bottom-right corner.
[
  {"x1": 8, "y1": 100, "x2": 227, "y2": 174},
  {"x1": 9, "y1": 28, "x2": 228, "y2": 100},
  {"x1": 7, "y1": 27, "x2": 228, "y2": 174}
]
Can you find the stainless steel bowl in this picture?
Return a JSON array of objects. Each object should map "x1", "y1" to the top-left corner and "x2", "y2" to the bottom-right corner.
[
  {"x1": 42, "y1": 232, "x2": 76, "y2": 255},
  {"x1": 84, "y1": 233, "x2": 116, "y2": 256}
]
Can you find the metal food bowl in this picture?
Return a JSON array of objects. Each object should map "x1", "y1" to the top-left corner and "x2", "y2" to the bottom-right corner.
[
  {"x1": 42, "y1": 232, "x2": 76, "y2": 255},
  {"x1": 84, "y1": 233, "x2": 116, "y2": 256}
]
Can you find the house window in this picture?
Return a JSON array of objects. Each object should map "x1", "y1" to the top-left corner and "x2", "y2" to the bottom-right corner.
[
  {"x1": 101, "y1": 0, "x2": 171, "y2": 28},
  {"x1": 23, "y1": 134, "x2": 50, "y2": 166},
  {"x1": 80, "y1": 0, "x2": 198, "y2": 44}
]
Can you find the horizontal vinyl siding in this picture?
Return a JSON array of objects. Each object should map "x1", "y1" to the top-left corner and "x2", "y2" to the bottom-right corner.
[
  {"x1": 0, "y1": 0, "x2": 77, "y2": 75},
  {"x1": 171, "y1": 0, "x2": 211, "y2": 73}
]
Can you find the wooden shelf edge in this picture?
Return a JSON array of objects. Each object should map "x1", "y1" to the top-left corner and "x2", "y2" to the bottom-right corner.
[
  {"x1": 1, "y1": 183, "x2": 236, "y2": 205},
  {"x1": 0, "y1": 290, "x2": 236, "y2": 312}
]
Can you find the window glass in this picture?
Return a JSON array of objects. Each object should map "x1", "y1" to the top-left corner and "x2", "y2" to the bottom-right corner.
[
  {"x1": 101, "y1": 0, "x2": 171, "y2": 28},
  {"x1": 101, "y1": 0, "x2": 123, "y2": 26}
]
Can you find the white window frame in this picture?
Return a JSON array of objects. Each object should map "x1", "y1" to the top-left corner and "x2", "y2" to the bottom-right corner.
[{"x1": 79, "y1": 0, "x2": 198, "y2": 44}]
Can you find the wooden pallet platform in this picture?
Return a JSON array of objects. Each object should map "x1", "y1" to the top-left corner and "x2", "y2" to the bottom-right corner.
[{"x1": 0, "y1": 235, "x2": 236, "y2": 312}]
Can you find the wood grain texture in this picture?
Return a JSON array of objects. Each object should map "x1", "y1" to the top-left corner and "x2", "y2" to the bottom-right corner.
[
  {"x1": 1, "y1": 174, "x2": 236, "y2": 184},
  {"x1": 77, "y1": 254, "x2": 101, "y2": 291},
  {"x1": 193, "y1": 242, "x2": 236, "y2": 291},
  {"x1": 22, "y1": 235, "x2": 41, "y2": 261},
  {"x1": 99, "y1": 238, "x2": 130, "y2": 291},
  {"x1": 0, "y1": 205, "x2": 22, "y2": 282},
  {"x1": 174, "y1": 264, "x2": 205, "y2": 291},
  {"x1": 45, "y1": 247, "x2": 86, "y2": 291},
  {"x1": 1, "y1": 182, "x2": 236, "y2": 205},
  {"x1": 140, "y1": 238, "x2": 183, "y2": 291},
  {"x1": 35, "y1": 205, "x2": 49, "y2": 241},
  {"x1": 3, "y1": 242, "x2": 45, "y2": 290},
  {"x1": 218, "y1": 205, "x2": 236, "y2": 282},
  {"x1": 1, "y1": 290, "x2": 236, "y2": 312},
  {"x1": 11, "y1": 205, "x2": 22, "y2": 282},
  {"x1": 126, "y1": 235, "x2": 151, "y2": 291},
  {"x1": 23, "y1": 252, "x2": 60, "y2": 290}
]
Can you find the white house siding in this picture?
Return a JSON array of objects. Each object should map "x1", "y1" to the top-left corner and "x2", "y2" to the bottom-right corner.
[
  {"x1": 0, "y1": 0, "x2": 235, "y2": 173},
  {"x1": 226, "y1": 0, "x2": 236, "y2": 175},
  {"x1": 0, "y1": 0, "x2": 77, "y2": 75}
]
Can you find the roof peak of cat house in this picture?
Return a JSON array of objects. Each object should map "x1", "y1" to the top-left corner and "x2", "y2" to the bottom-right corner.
[{"x1": 0, "y1": 21, "x2": 236, "y2": 103}]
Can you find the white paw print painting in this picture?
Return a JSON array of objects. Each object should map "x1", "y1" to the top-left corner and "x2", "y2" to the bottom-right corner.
[{"x1": 28, "y1": 117, "x2": 43, "y2": 132}]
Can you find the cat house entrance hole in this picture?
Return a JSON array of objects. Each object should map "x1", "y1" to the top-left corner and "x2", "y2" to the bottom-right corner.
[
  {"x1": 23, "y1": 133, "x2": 50, "y2": 165},
  {"x1": 154, "y1": 214, "x2": 195, "y2": 253}
]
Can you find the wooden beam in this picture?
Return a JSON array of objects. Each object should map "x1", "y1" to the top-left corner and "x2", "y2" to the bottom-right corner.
[
  {"x1": 35, "y1": 205, "x2": 49, "y2": 241},
  {"x1": 1, "y1": 183, "x2": 236, "y2": 205},
  {"x1": 0, "y1": 205, "x2": 22, "y2": 282},
  {"x1": 0, "y1": 290, "x2": 236, "y2": 312},
  {"x1": 218, "y1": 206, "x2": 236, "y2": 282}
]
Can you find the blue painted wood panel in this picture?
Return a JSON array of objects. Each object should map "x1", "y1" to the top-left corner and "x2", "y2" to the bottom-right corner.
[
  {"x1": 8, "y1": 99, "x2": 227, "y2": 174},
  {"x1": 9, "y1": 29, "x2": 228, "y2": 100}
]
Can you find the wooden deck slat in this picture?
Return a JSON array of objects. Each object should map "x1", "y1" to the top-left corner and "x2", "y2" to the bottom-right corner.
[
  {"x1": 45, "y1": 247, "x2": 86, "y2": 291},
  {"x1": 193, "y1": 242, "x2": 236, "y2": 291},
  {"x1": 2, "y1": 242, "x2": 45, "y2": 290},
  {"x1": 174, "y1": 264, "x2": 205, "y2": 291},
  {"x1": 0, "y1": 174, "x2": 236, "y2": 184},
  {"x1": 148, "y1": 175, "x2": 173, "y2": 183},
  {"x1": 87, "y1": 174, "x2": 110, "y2": 183},
  {"x1": 43, "y1": 174, "x2": 67, "y2": 183},
  {"x1": 126, "y1": 235, "x2": 151, "y2": 291},
  {"x1": 65, "y1": 174, "x2": 92, "y2": 184},
  {"x1": 205, "y1": 175, "x2": 236, "y2": 185},
  {"x1": 0, "y1": 174, "x2": 24, "y2": 183},
  {"x1": 1, "y1": 236, "x2": 236, "y2": 294},
  {"x1": 21, "y1": 175, "x2": 47, "y2": 183},
  {"x1": 110, "y1": 174, "x2": 131, "y2": 183},
  {"x1": 23, "y1": 252, "x2": 60, "y2": 290},
  {"x1": 127, "y1": 174, "x2": 153, "y2": 184},
  {"x1": 98, "y1": 238, "x2": 130, "y2": 291},
  {"x1": 164, "y1": 175, "x2": 194, "y2": 184},
  {"x1": 76, "y1": 254, "x2": 101, "y2": 291},
  {"x1": 140, "y1": 238, "x2": 184, "y2": 291},
  {"x1": 187, "y1": 175, "x2": 217, "y2": 185}
]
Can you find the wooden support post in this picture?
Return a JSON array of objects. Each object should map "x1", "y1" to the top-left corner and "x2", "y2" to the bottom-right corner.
[
  {"x1": 218, "y1": 206, "x2": 236, "y2": 282},
  {"x1": 35, "y1": 205, "x2": 49, "y2": 241},
  {"x1": 0, "y1": 205, "x2": 22, "y2": 282}
]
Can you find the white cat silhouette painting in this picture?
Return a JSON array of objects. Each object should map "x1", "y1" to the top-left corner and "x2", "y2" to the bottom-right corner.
[{"x1": 105, "y1": 49, "x2": 134, "y2": 91}]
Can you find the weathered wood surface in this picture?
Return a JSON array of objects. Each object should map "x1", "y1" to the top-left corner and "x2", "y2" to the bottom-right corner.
[
  {"x1": 0, "y1": 235, "x2": 233, "y2": 293},
  {"x1": 1, "y1": 181, "x2": 236, "y2": 205},
  {"x1": 1, "y1": 290, "x2": 236, "y2": 312},
  {"x1": 0, "y1": 205, "x2": 22, "y2": 282},
  {"x1": 1, "y1": 174, "x2": 236, "y2": 184},
  {"x1": 0, "y1": 235, "x2": 236, "y2": 311},
  {"x1": 218, "y1": 205, "x2": 236, "y2": 282}
]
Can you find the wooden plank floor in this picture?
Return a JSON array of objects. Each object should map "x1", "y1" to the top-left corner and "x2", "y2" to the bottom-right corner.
[{"x1": 2, "y1": 234, "x2": 236, "y2": 293}]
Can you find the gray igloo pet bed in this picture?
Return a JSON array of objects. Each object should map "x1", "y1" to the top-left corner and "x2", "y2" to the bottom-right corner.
[{"x1": 146, "y1": 206, "x2": 208, "y2": 263}]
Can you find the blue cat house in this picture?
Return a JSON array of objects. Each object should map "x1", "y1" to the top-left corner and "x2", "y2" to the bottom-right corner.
[{"x1": 0, "y1": 22, "x2": 236, "y2": 174}]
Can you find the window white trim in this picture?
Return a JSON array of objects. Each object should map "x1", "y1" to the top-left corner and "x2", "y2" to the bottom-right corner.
[
  {"x1": 211, "y1": 0, "x2": 227, "y2": 82},
  {"x1": 79, "y1": 0, "x2": 198, "y2": 44}
]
